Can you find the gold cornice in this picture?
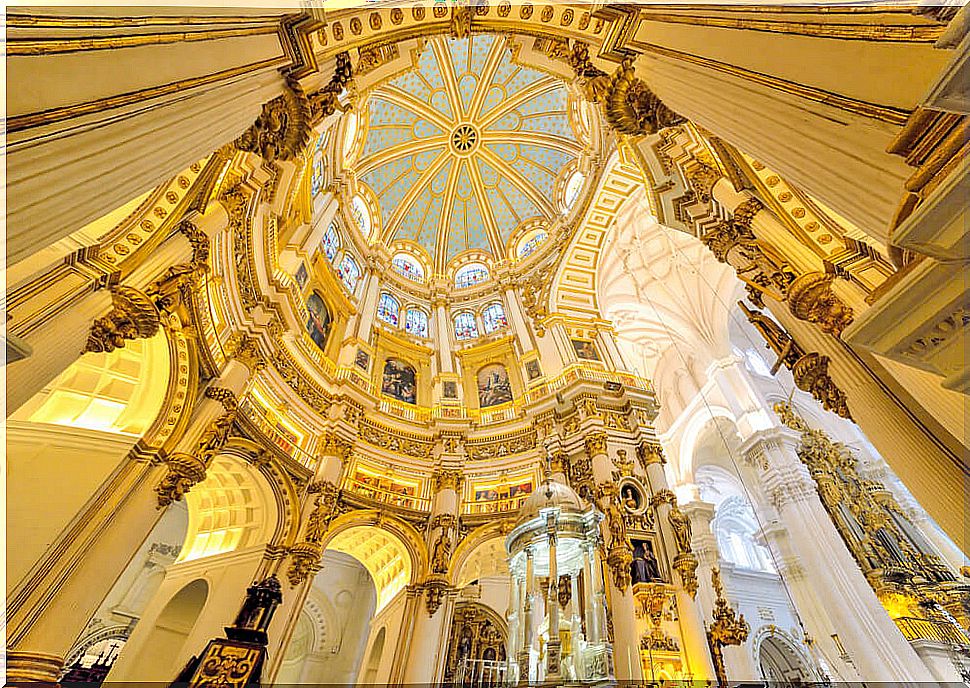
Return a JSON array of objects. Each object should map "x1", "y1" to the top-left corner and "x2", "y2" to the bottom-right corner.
[
  {"x1": 7, "y1": 13, "x2": 285, "y2": 28},
  {"x1": 633, "y1": 42, "x2": 910, "y2": 126},
  {"x1": 454, "y1": 333, "x2": 516, "y2": 360},
  {"x1": 634, "y1": 10, "x2": 945, "y2": 43},
  {"x1": 375, "y1": 322, "x2": 435, "y2": 355},
  {"x1": 7, "y1": 24, "x2": 281, "y2": 56},
  {"x1": 9, "y1": 57, "x2": 287, "y2": 135}
]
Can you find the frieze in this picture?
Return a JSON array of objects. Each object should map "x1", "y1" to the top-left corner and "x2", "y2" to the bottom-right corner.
[{"x1": 359, "y1": 419, "x2": 435, "y2": 459}]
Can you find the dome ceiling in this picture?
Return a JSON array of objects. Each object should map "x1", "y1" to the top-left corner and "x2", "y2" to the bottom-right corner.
[{"x1": 354, "y1": 35, "x2": 586, "y2": 271}]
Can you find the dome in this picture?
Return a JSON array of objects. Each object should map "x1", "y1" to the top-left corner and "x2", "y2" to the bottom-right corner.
[
  {"x1": 514, "y1": 477, "x2": 584, "y2": 526},
  {"x1": 344, "y1": 34, "x2": 591, "y2": 274}
]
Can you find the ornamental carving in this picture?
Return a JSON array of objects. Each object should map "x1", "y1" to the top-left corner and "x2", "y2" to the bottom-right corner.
[
  {"x1": 708, "y1": 567, "x2": 750, "y2": 685},
  {"x1": 287, "y1": 482, "x2": 341, "y2": 585},
  {"x1": 464, "y1": 429, "x2": 536, "y2": 461},
  {"x1": 603, "y1": 59, "x2": 686, "y2": 137},
  {"x1": 584, "y1": 432, "x2": 609, "y2": 457},
  {"x1": 320, "y1": 432, "x2": 353, "y2": 461},
  {"x1": 774, "y1": 401, "x2": 957, "y2": 606},
  {"x1": 177, "y1": 219, "x2": 210, "y2": 266},
  {"x1": 598, "y1": 482, "x2": 634, "y2": 592},
  {"x1": 667, "y1": 505, "x2": 693, "y2": 554},
  {"x1": 637, "y1": 442, "x2": 665, "y2": 469},
  {"x1": 563, "y1": 453, "x2": 595, "y2": 501},
  {"x1": 359, "y1": 421, "x2": 434, "y2": 458},
  {"x1": 430, "y1": 514, "x2": 456, "y2": 574},
  {"x1": 786, "y1": 272, "x2": 854, "y2": 337},
  {"x1": 700, "y1": 218, "x2": 794, "y2": 305},
  {"x1": 235, "y1": 55, "x2": 352, "y2": 163},
  {"x1": 672, "y1": 551, "x2": 699, "y2": 598},
  {"x1": 432, "y1": 469, "x2": 464, "y2": 493},
  {"x1": 156, "y1": 452, "x2": 207, "y2": 508},
  {"x1": 195, "y1": 408, "x2": 237, "y2": 464},
  {"x1": 739, "y1": 300, "x2": 851, "y2": 420},
  {"x1": 519, "y1": 261, "x2": 556, "y2": 336},
  {"x1": 450, "y1": 4, "x2": 473, "y2": 39},
  {"x1": 234, "y1": 76, "x2": 312, "y2": 162},
  {"x1": 204, "y1": 386, "x2": 239, "y2": 413},
  {"x1": 84, "y1": 286, "x2": 161, "y2": 354},
  {"x1": 423, "y1": 576, "x2": 451, "y2": 616}
]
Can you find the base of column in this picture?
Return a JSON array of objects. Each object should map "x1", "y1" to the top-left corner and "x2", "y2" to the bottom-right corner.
[{"x1": 6, "y1": 651, "x2": 63, "y2": 681}]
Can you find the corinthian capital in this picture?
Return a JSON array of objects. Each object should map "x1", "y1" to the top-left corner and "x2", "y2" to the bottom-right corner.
[{"x1": 84, "y1": 286, "x2": 161, "y2": 354}]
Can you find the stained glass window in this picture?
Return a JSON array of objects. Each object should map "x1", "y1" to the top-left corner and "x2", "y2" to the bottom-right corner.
[
  {"x1": 516, "y1": 230, "x2": 548, "y2": 259},
  {"x1": 454, "y1": 312, "x2": 478, "y2": 340},
  {"x1": 351, "y1": 195, "x2": 371, "y2": 237},
  {"x1": 404, "y1": 308, "x2": 429, "y2": 337},
  {"x1": 321, "y1": 222, "x2": 340, "y2": 262},
  {"x1": 392, "y1": 254, "x2": 425, "y2": 282},
  {"x1": 454, "y1": 263, "x2": 489, "y2": 289},
  {"x1": 482, "y1": 303, "x2": 508, "y2": 334},
  {"x1": 377, "y1": 293, "x2": 400, "y2": 327},
  {"x1": 563, "y1": 170, "x2": 585, "y2": 210},
  {"x1": 336, "y1": 254, "x2": 360, "y2": 294}
]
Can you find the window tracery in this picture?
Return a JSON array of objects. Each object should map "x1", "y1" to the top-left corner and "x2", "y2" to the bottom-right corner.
[
  {"x1": 405, "y1": 308, "x2": 429, "y2": 337},
  {"x1": 377, "y1": 293, "x2": 401, "y2": 327},
  {"x1": 336, "y1": 254, "x2": 361, "y2": 294},
  {"x1": 481, "y1": 303, "x2": 508, "y2": 334},
  {"x1": 454, "y1": 263, "x2": 489, "y2": 289},
  {"x1": 454, "y1": 311, "x2": 478, "y2": 340},
  {"x1": 392, "y1": 254, "x2": 425, "y2": 282}
]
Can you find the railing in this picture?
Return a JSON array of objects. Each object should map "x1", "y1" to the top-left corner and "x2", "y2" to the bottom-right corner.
[
  {"x1": 895, "y1": 616, "x2": 970, "y2": 645},
  {"x1": 238, "y1": 398, "x2": 317, "y2": 470},
  {"x1": 454, "y1": 659, "x2": 511, "y2": 687},
  {"x1": 464, "y1": 494, "x2": 531, "y2": 516},
  {"x1": 342, "y1": 477, "x2": 431, "y2": 512}
]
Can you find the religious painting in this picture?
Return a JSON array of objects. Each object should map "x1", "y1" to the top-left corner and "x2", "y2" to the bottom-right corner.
[
  {"x1": 381, "y1": 357, "x2": 417, "y2": 404},
  {"x1": 525, "y1": 358, "x2": 542, "y2": 381},
  {"x1": 620, "y1": 482, "x2": 643, "y2": 512},
  {"x1": 305, "y1": 292, "x2": 332, "y2": 352},
  {"x1": 474, "y1": 487, "x2": 500, "y2": 502},
  {"x1": 509, "y1": 481, "x2": 532, "y2": 499},
  {"x1": 294, "y1": 262, "x2": 309, "y2": 290},
  {"x1": 442, "y1": 380, "x2": 458, "y2": 399},
  {"x1": 571, "y1": 338, "x2": 601, "y2": 361},
  {"x1": 630, "y1": 538, "x2": 663, "y2": 585},
  {"x1": 477, "y1": 363, "x2": 513, "y2": 408},
  {"x1": 355, "y1": 348, "x2": 370, "y2": 371}
]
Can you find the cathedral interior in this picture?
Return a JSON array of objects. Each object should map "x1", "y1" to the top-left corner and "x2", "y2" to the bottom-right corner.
[{"x1": 5, "y1": 2, "x2": 970, "y2": 685}]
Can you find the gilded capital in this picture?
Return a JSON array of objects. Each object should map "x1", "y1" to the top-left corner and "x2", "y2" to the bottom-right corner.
[
  {"x1": 786, "y1": 272, "x2": 854, "y2": 337},
  {"x1": 84, "y1": 285, "x2": 161, "y2": 354},
  {"x1": 637, "y1": 441, "x2": 665, "y2": 468},
  {"x1": 155, "y1": 452, "x2": 208, "y2": 509},
  {"x1": 432, "y1": 468, "x2": 463, "y2": 493},
  {"x1": 584, "y1": 432, "x2": 609, "y2": 457},
  {"x1": 204, "y1": 386, "x2": 238, "y2": 412}
]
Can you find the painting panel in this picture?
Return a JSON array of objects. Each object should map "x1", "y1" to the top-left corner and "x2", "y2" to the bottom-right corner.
[
  {"x1": 525, "y1": 359, "x2": 541, "y2": 380},
  {"x1": 306, "y1": 292, "x2": 332, "y2": 352},
  {"x1": 355, "y1": 348, "x2": 370, "y2": 370},
  {"x1": 477, "y1": 364, "x2": 513, "y2": 408},
  {"x1": 381, "y1": 358, "x2": 417, "y2": 405},
  {"x1": 571, "y1": 338, "x2": 600, "y2": 361}
]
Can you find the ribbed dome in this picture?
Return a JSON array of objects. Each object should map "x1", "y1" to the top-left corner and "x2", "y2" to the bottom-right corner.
[{"x1": 515, "y1": 477, "x2": 583, "y2": 526}]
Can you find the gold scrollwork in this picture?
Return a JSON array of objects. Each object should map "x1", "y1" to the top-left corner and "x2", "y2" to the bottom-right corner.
[{"x1": 84, "y1": 286, "x2": 161, "y2": 354}]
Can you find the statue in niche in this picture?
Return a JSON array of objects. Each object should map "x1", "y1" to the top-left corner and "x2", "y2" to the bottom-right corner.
[
  {"x1": 631, "y1": 539, "x2": 662, "y2": 584},
  {"x1": 668, "y1": 505, "x2": 693, "y2": 553}
]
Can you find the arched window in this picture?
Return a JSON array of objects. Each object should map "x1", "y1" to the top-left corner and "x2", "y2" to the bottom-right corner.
[
  {"x1": 336, "y1": 254, "x2": 360, "y2": 293},
  {"x1": 481, "y1": 302, "x2": 508, "y2": 334},
  {"x1": 321, "y1": 222, "x2": 340, "y2": 262},
  {"x1": 404, "y1": 308, "x2": 429, "y2": 337},
  {"x1": 562, "y1": 170, "x2": 585, "y2": 211},
  {"x1": 377, "y1": 293, "x2": 400, "y2": 327},
  {"x1": 454, "y1": 263, "x2": 489, "y2": 289},
  {"x1": 343, "y1": 111, "x2": 359, "y2": 160},
  {"x1": 351, "y1": 195, "x2": 371, "y2": 237},
  {"x1": 392, "y1": 254, "x2": 425, "y2": 282},
  {"x1": 516, "y1": 229, "x2": 548, "y2": 259},
  {"x1": 454, "y1": 312, "x2": 478, "y2": 340},
  {"x1": 311, "y1": 130, "x2": 330, "y2": 196}
]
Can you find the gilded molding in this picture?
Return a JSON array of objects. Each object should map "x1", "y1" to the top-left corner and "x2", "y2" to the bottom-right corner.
[
  {"x1": 432, "y1": 469, "x2": 464, "y2": 494},
  {"x1": 636, "y1": 441, "x2": 665, "y2": 469},
  {"x1": 287, "y1": 481, "x2": 340, "y2": 585},
  {"x1": 155, "y1": 452, "x2": 208, "y2": 508},
  {"x1": 584, "y1": 431, "x2": 609, "y2": 457},
  {"x1": 204, "y1": 386, "x2": 239, "y2": 413}
]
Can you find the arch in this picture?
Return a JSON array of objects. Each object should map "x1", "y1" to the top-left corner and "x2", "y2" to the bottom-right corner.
[
  {"x1": 179, "y1": 453, "x2": 280, "y2": 562},
  {"x1": 451, "y1": 522, "x2": 509, "y2": 586},
  {"x1": 753, "y1": 627, "x2": 820, "y2": 684},
  {"x1": 321, "y1": 510, "x2": 428, "y2": 606},
  {"x1": 362, "y1": 626, "x2": 386, "y2": 684},
  {"x1": 391, "y1": 253, "x2": 425, "y2": 282},
  {"x1": 453, "y1": 533, "x2": 509, "y2": 588},
  {"x1": 676, "y1": 405, "x2": 738, "y2": 483},
  {"x1": 119, "y1": 578, "x2": 208, "y2": 680}
]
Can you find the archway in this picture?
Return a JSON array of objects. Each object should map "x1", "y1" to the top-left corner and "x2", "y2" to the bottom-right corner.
[
  {"x1": 757, "y1": 633, "x2": 818, "y2": 684},
  {"x1": 361, "y1": 626, "x2": 386, "y2": 684},
  {"x1": 277, "y1": 551, "x2": 377, "y2": 685},
  {"x1": 118, "y1": 579, "x2": 208, "y2": 680}
]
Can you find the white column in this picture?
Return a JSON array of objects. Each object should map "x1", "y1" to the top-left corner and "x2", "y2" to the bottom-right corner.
[
  {"x1": 745, "y1": 429, "x2": 933, "y2": 681},
  {"x1": 434, "y1": 300, "x2": 455, "y2": 374},
  {"x1": 277, "y1": 191, "x2": 339, "y2": 274},
  {"x1": 6, "y1": 356, "x2": 256, "y2": 681}
]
